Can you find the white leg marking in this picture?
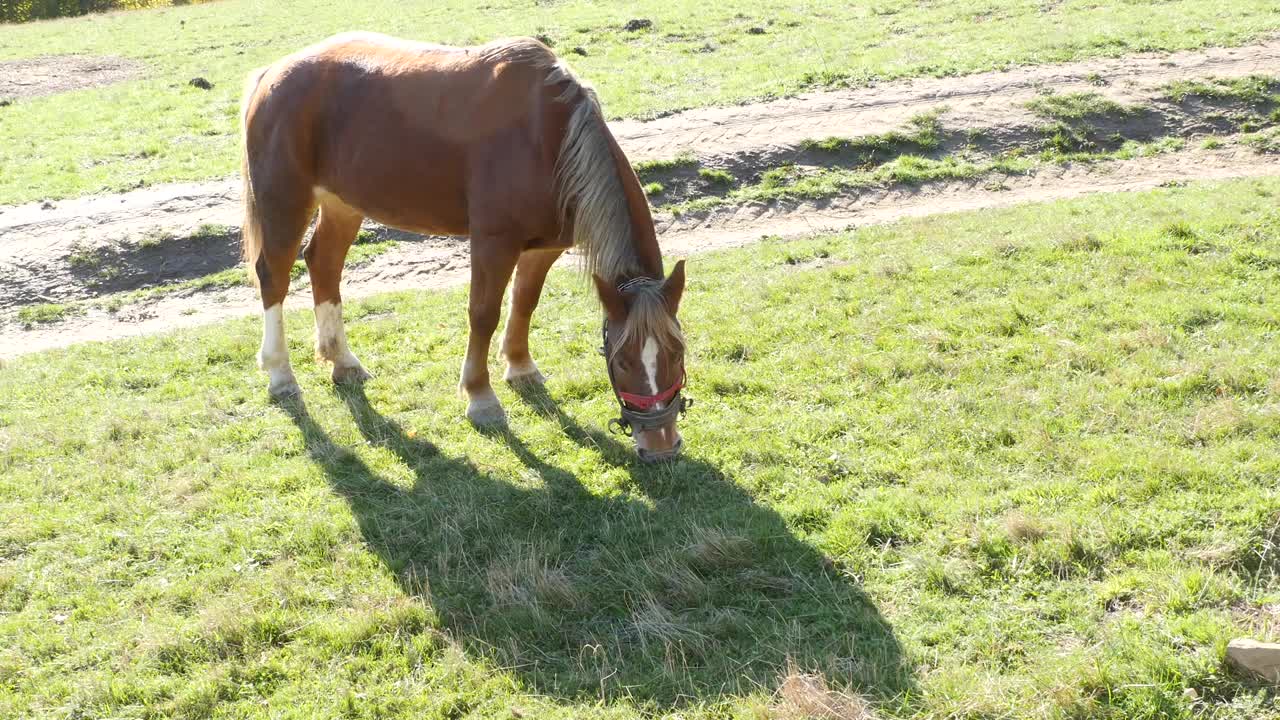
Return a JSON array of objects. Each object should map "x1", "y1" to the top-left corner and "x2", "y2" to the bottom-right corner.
[
  {"x1": 258, "y1": 304, "x2": 299, "y2": 396},
  {"x1": 500, "y1": 304, "x2": 543, "y2": 384},
  {"x1": 460, "y1": 355, "x2": 485, "y2": 393},
  {"x1": 503, "y1": 357, "x2": 544, "y2": 384},
  {"x1": 642, "y1": 335, "x2": 660, "y2": 398},
  {"x1": 314, "y1": 301, "x2": 371, "y2": 384},
  {"x1": 462, "y1": 355, "x2": 506, "y2": 425},
  {"x1": 313, "y1": 301, "x2": 347, "y2": 360}
]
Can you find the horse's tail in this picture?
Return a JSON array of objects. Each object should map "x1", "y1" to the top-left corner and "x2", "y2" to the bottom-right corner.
[{"x1": 239, "y1": 65, "x2": 270, "y2": 285}]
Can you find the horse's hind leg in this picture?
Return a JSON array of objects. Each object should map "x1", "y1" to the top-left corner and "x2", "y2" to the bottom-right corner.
[
  {"x1": 501, "y1": 248, "x2": 564, "y2": 385},
  {"x1": 251, "y1": 190, "x2": 314, "y2": 398},
  {"x1": 305, "y1": 196, "x2": 371, "y2": 385}
]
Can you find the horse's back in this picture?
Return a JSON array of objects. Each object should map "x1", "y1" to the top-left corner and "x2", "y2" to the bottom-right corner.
[
  {"x1": 243, "y1": 32, "x2": 573, "y2": 237},
  {"x1": 250, "y1": 33, "x2": 559, "y2": 145}
]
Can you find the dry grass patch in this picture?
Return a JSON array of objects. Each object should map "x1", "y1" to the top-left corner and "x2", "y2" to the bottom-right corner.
[
  {"x1": 1004, "y1": 512, "x2": 1048, "y2": 543},
  {"x1": 772, "y1": 666, "x2": 877, "y2": 720}
]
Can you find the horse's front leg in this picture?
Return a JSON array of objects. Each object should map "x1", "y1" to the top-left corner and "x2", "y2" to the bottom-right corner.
[
  {"x1": 501, "y1": 248, "x2": 565, "y2": 385},
  {"x1": 460, "y1": 237, "x2": 521, "y2": 426}
]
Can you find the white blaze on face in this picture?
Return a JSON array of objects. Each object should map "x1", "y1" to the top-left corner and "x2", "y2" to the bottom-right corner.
[
  {"x1": 641, "y1": 335, "x2": 660, "y2": 403},
  {"x1": 633, "y1": 334, "x2": 682, "y2": 458}
]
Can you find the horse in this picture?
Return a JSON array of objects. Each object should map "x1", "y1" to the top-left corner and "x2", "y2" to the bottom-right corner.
[{"x1": 239, "y1": 32, "x2": 689, "y2": 461}]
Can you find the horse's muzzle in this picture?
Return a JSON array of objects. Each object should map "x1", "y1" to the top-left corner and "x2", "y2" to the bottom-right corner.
[{"x1": 637, "y1": 436, "x2": 683, "y2": 463}]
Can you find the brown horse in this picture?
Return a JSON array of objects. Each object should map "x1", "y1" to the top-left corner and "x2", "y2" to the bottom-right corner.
[{"x1": 240, "y1": 32, "x2": 688, "y2": 461}]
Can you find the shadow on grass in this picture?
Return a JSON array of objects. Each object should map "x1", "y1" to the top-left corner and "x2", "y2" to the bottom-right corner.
[
  {"x1": 43, "y1": 224, "x2": 432, "y2": 305},
  {"x1": 280, "y1": 383, "x2": 913, "y2": 708}
]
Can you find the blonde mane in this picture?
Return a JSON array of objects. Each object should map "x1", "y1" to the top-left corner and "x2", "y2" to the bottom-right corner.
[
  {"x1": 609, "y1": 280, "x2": 685, "y2": 356},
  {"x1": 554, "y1": 91, "x2": 644, "y2": 282},
  {"x1": 481, "y1": 37, "x2": 643, "y2": 283}
]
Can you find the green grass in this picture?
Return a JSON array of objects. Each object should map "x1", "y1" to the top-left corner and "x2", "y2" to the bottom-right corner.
[
  {"x1": 697, "y1": 168, "x2": 735, "y2": 187},
  {"x1": 1026, "y1": 91, "x2": 1136, "y2": 121},
  {"x1": 124, "y1": 236, "x2": 396, "y2": 301},
  {"x1": 4, "y1": 0, "x2": 1280, "y2": 205},
  {"x1": 801, "y1": 109, "x2": 944, "y2": 163},
  {"x1": 56, "y1": 234, "x2": 399, "y2": 316},
  {"x1": 666, "y1": 155, "x2": 1000, "y2": 214},
  {"x1": 1025, "y1": 91, "x2": 1146, "y2": 154},
  {"x1": 662, "y1": 136, "x2": 1187, "y2": 215},
  {"x1": 1162, "y1": 75, "x2": 1280, "y2": 104},
  {"x1": 65, "y1": 224, "x2": 239, "y2": 293},
  {"x1": 15, "y1": 302, "x2": 84, "y2": 327},
  {"x1": 5, "y1": 178, "x2": 1280, "y2": 718},
  {"x1": 135, "y1": 227, "x2": 175, "y2": 249},
  {"x1": 633, "y1": 154, "x2": 699, "y2": 182},
  {"x1": 1036, "y1": 135, "x2": 1188, "y2": 163},
  {"x1": 0, "y1": 0, "x2": 181, "y2": 24},
  {"x1": 1244, "y1": 127, "x2": 1280, "y2": 153}
]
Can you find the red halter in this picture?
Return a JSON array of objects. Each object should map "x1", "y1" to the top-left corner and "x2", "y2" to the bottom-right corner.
[
  {"x1": 601, "y1": 313, "x2": 692, "y2": 435},
  {"x1": 617, "y1": 370, "x2": 686, "y2": 411}
]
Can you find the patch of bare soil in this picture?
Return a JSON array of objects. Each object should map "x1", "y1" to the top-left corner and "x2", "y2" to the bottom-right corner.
[
  {"x1": 654, "y1": 142, "x2": 1280, "y2": 253},
  {"x1": 612, "y1": 38, "x2": 1280, "y2": 164},
  {"x1": 0, "y1": 55, "x2": 143, "y2": 102},
  {"x1": 1, "y1": 39, "x2": 1279, "y2": 356},
  {"x1": 4, "y1": 142, "x2": 1276, "y2": 358}
]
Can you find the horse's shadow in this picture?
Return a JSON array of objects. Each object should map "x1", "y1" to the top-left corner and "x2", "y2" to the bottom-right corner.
[{"x1": 282, "y1": 383, "x2": 913, "y2": 707}]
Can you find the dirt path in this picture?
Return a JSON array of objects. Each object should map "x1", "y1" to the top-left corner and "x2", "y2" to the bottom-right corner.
[
  {"x1": 2, "y1": 39, "x2": 1279, "y2": 357},
  {"x1": 610, "y1": 38, "x2": 1280, "y2": 162},
  {"x1": 0, "y1": 55, "x2": 143, "y2": 101},
  {"x1": 5, "y1": 141, "x2": 1277, "y2": 358}
]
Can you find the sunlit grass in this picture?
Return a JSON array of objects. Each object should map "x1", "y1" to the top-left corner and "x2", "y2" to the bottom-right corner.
[
  {"x1": 3, "y1": 177, "x2": 1280, "y2": 718},
  {"x1": 3, "y1": 0, "x2": 1280, "y2": 204}
]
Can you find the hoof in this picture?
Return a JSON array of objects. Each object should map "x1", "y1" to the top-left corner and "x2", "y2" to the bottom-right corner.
[
  {"x1": 268, "y1": 377, "x2": 302, "y2": 399},
  {"x1": 332, "y1": 363, "x2": 373, "y2": 385},
  {"x1": 466, "y1": 399, "x2": 507, "y2": 427},
  {"x1": 504, "y1": 363, "x2": 546, "y2": 387}
]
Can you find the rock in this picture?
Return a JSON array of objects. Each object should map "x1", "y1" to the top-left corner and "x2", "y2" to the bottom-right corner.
[
  {"x1": 1226, "y1": 638, "x2": 1280, "y2": 683},
  {"x1": 570, "y1": 46, "x2": 588, "y2": 56},
  {"x1": 747, "y1": 26, "x2": 767, "y2": 35},
  {"x1": 189, "y1": 77, "x2": 213, "y2": 90},
  {"x1": 623, "y1": 18, "x2": 652, "y2": 32},
  {"x1": 0, "y1": 98, "x2": 11, "y2": 107}
]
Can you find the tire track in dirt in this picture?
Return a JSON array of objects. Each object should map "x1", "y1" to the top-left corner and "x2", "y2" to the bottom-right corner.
[
  {"x1": 611, "y1": 38, "x2": 1280, "y2": 162},
  {"x1": 2, "y1": 39, "x2": 1279, "y2": 356},
  {"x1": 4, "y1": 142, "x2": 1276, "y2": 358}
]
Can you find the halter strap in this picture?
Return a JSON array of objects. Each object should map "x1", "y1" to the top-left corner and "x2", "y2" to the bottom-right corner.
[
  {"x1": 617, "y1": 371, "x2": 685, "y2": 411},
  {"x1": 599, "y1": 281, "x2": 692, "y2": 435},
  {"x1": 615, "y1": 276, "x2": 651, "y2": 294}
]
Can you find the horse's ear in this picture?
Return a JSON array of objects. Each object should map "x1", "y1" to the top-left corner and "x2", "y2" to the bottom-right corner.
[
  {"x1": 593, "y1": 273, "x2": 627, "y2": 324},
  {"x1": 662, "y1": 260, "x2": 686, "y2": 315}
]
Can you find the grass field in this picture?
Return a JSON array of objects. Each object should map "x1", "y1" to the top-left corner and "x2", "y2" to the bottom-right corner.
[
  {"x1": 2, "y1": 0, "x2": 1280, "y2": 205},
  {"x1": 3, "y1": 178, "x2": 1280, "y2": 718}
]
